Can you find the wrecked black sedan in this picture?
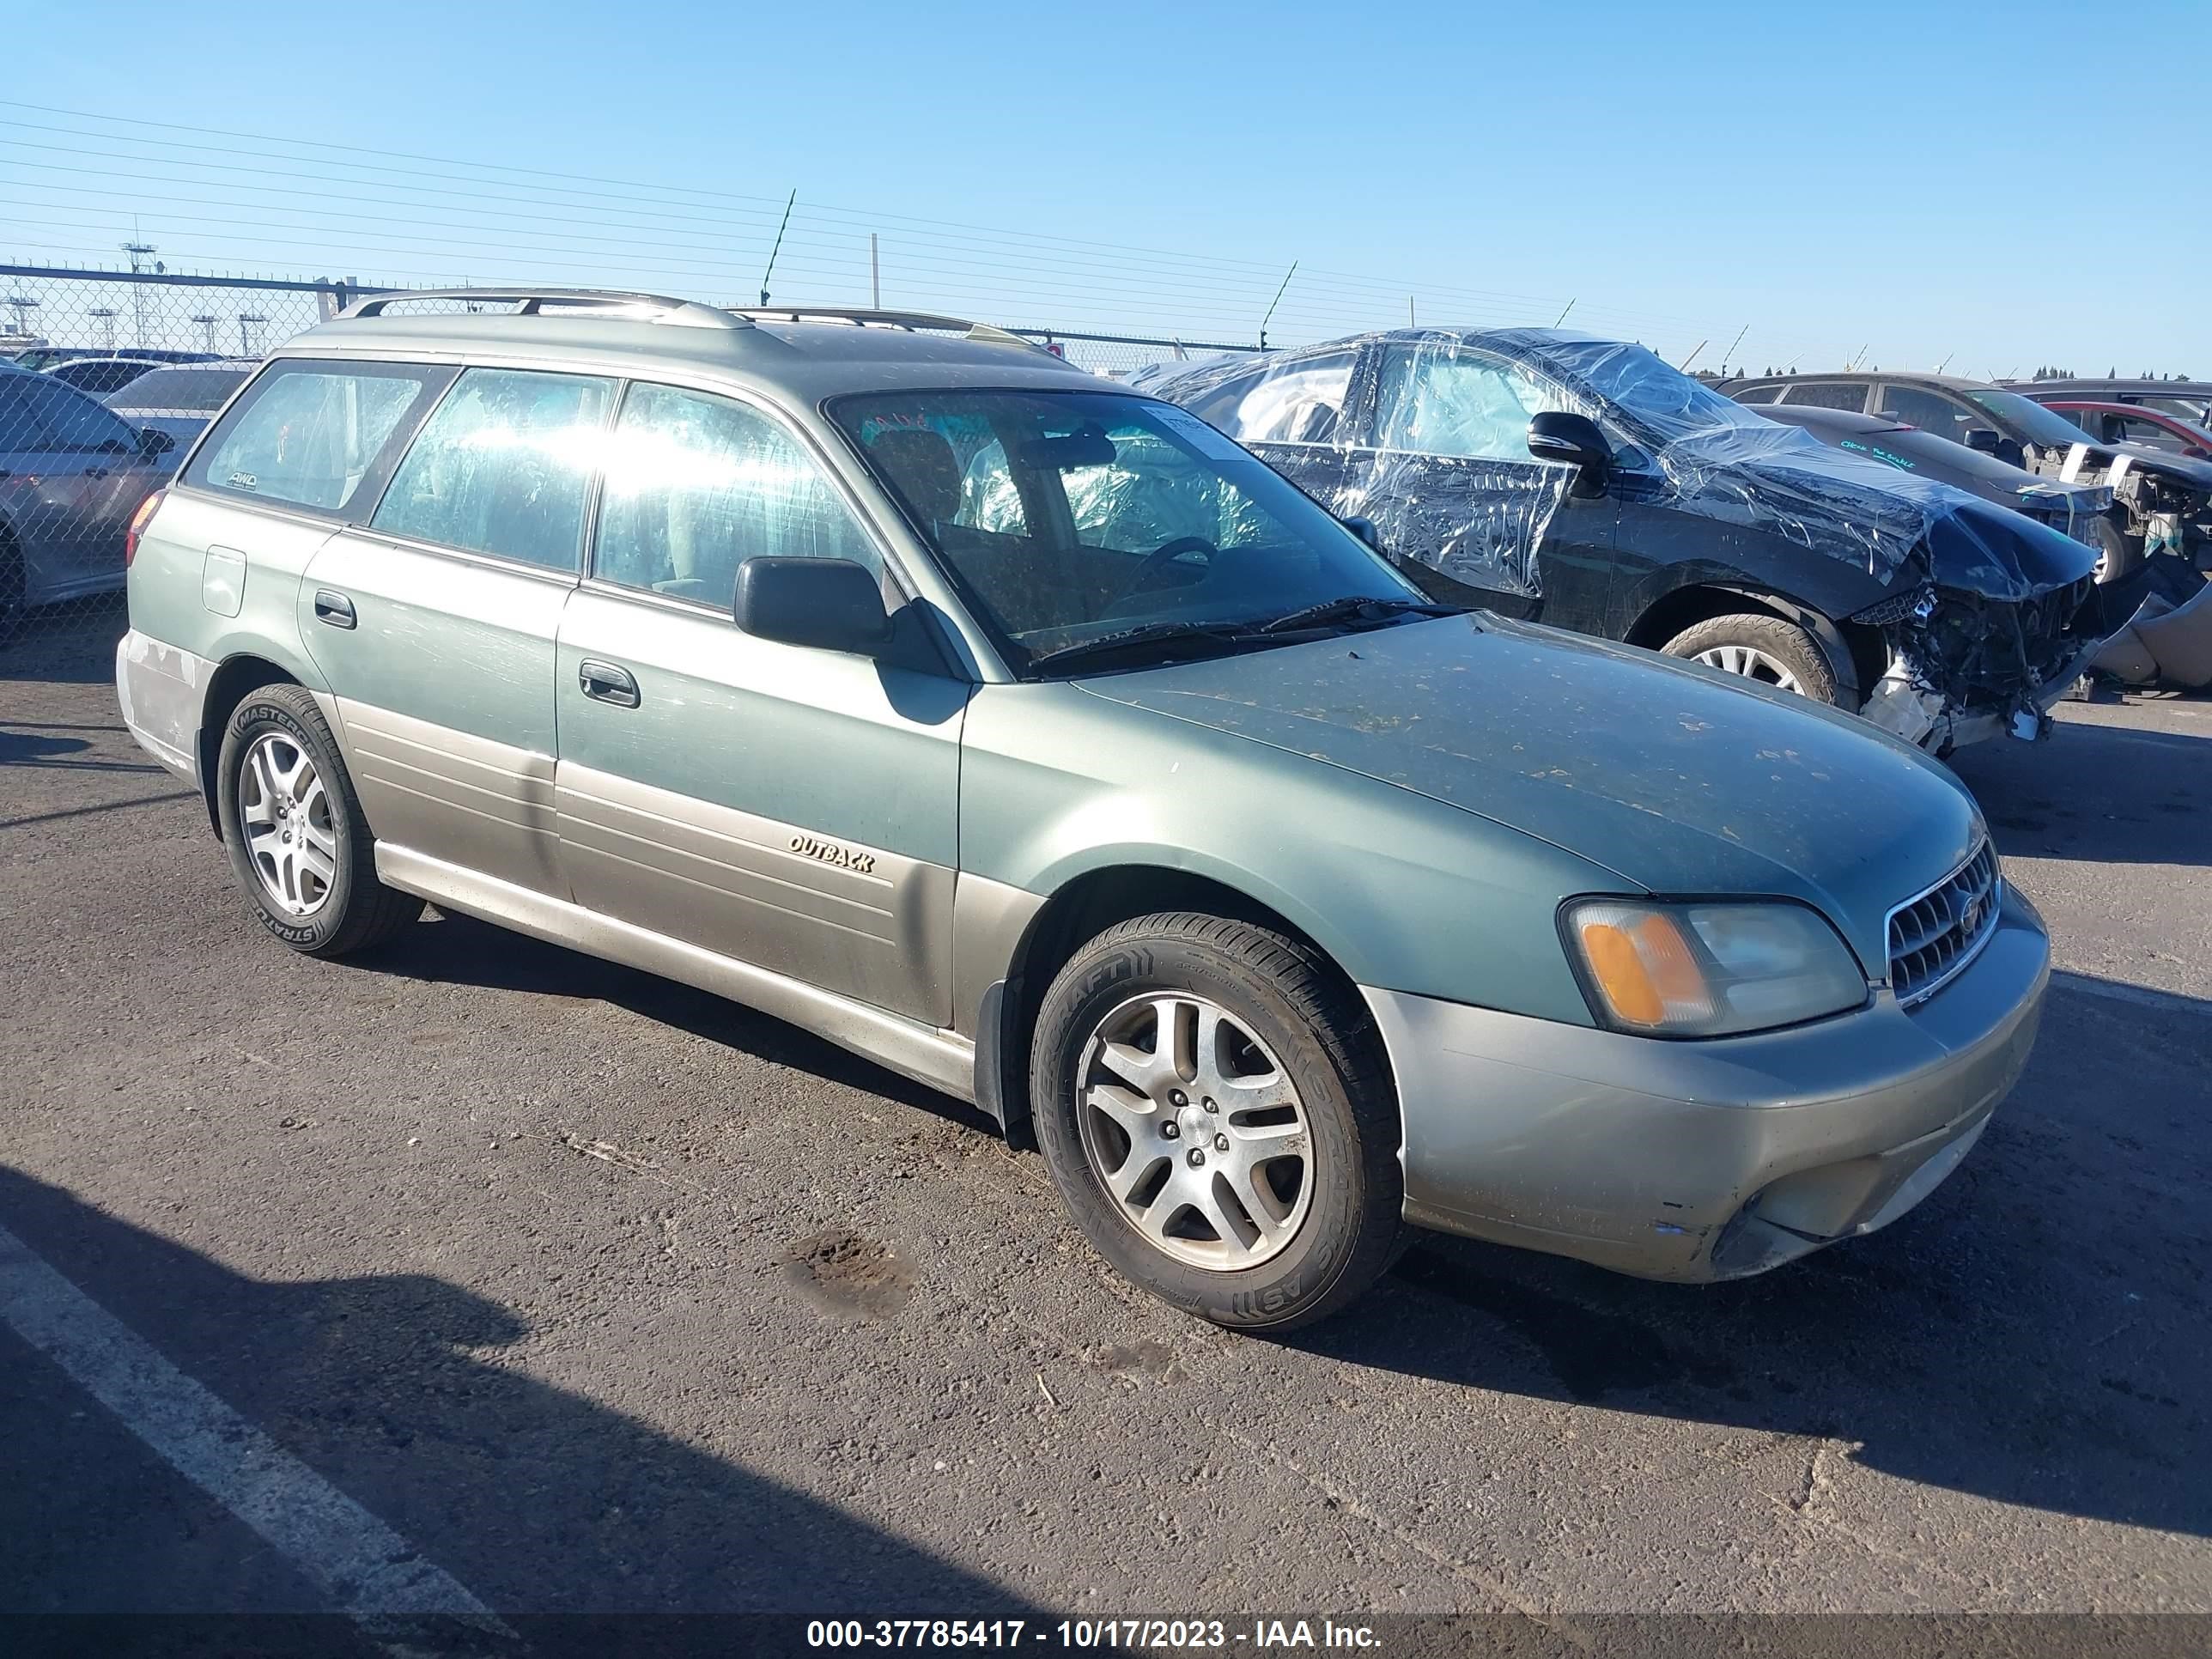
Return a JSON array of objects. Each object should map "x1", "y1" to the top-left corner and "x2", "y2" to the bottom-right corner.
[{"x1": 1150, "y1": 330, "x2": 2100, "y2": 752}]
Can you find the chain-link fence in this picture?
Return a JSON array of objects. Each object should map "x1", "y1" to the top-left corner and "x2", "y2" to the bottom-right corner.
[{"x1": 0, "y1": 263, "x2": 1255, "y2": 653}]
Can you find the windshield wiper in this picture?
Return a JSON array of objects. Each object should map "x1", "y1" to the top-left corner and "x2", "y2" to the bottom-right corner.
[
  {"x1": 1257, "y1": 596, "x2": 1466, "y2": 635},
  {"x1": 1024, "y1": 619, "x2": 1270, "y2": 677}
]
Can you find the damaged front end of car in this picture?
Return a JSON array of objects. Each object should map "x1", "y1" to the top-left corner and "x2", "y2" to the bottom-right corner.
[{"x1": 1853, "y1": 573, "x2": 2100, "y2": 754}]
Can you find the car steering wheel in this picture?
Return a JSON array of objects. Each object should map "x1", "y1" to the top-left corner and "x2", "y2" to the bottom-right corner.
[{"x1": 1120, "y1": 535, "x2": 1219, "y2": 599}]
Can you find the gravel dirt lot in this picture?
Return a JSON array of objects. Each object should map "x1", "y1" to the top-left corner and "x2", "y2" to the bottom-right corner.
[{"x1": 3, "y1": 599, "x2": 2209, "y2": 1647}]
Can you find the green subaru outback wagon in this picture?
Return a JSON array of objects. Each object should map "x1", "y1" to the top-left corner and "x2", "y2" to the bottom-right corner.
[{"x1": 117, "y1": 290, "x2": 2049, "y2": 1329}]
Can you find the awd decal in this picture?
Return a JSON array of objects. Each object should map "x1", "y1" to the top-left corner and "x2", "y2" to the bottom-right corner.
[{"x1": 789, "y1": 833, "x2": 877, "y2": 876}]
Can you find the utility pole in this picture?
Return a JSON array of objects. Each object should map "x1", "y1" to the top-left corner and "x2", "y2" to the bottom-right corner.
[
  {"x1": 237, "y1": 313, "x2": 267, "y2": 356},
  {"x1": 191, "y1": 313, "x2": 219, "y2": 353},
  {"x1": 4, "y1": 294, "x2": 37, "y2": 339},
  {"x1": 89, "y1": 307, "x2": 117, "y2": 349},
  {"x1": 870, "y1": 233, "x2": 880, "y2": 308}
]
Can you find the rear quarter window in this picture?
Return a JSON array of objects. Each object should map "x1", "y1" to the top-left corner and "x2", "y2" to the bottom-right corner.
[{"x1": 185, "y1": 359, "x2": 453, "y2": 516}]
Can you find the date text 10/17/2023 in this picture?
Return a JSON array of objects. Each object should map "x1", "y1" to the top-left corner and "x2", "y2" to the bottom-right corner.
[{"x1": 805, "y1": 1620, "x2": 1383, "y2": 1650}]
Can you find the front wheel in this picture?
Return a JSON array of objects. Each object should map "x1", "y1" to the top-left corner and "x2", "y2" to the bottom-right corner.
[
  {"x1": 1662, "y1": 612, "x2": 1842, "y2": 706},
  {"x1": 1030, "y1": 913, "x2": 1402, "y2": 1332},
  {"x1": 216, "y1": 684, "x2": 422, "y2": 957}
]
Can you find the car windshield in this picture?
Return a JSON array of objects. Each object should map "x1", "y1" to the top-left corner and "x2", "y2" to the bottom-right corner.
[
  {"x1": 1964, "y1": 387, "x2": 2094, "y2": 447},
  {"x1": 1523, "y1": 339, "x2": 1777, "y2": 443},
  {"x1": 832, "y1": 388, "x2": 1424, "y2": 666}
]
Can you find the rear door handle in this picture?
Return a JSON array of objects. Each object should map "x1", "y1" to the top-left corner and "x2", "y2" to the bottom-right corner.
[
  {"x1": 578, "y1": 659, "x2": 640, "y2": 708},
  {"x1": 313, "y1": 589, "x2": 357, "y2": 629}
]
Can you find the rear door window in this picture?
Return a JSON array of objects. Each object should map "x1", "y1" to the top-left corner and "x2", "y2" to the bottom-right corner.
[
  {"x1": 188, "y1": 359, "x2": 451, "y2": 514},
  {"x1": 592, "y1": 380, "x2": 878, "y2": 605},
  {"x1": 1188, "y1": 352, "x2": 1355, "y2": 445},
  {"x1": 373, "y1": 368, "x2": 614, "y2": 573}
]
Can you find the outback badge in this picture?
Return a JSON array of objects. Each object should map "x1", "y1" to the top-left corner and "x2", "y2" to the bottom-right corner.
[{"x1": 789, "y1": 833, "x2": 876, "y2": 876}]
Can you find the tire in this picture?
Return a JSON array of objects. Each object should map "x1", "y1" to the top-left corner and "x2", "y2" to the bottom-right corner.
[
  {"x1": 216, "y1": 684, "x2": 422, "y2": 957},
  {"x1": 1030, "y1": 912, "x2": 1403, "y2": 1332},
  {"x1": 1662, "y1": 613, "x2": 1841, "y2": 707},
  {"x1": 2089, "y1": 517, "x2": 2142, "y2": 585}
]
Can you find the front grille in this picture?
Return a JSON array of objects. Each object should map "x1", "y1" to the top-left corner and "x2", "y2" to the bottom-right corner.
[{"x1": 1887, "y1": 842, "x2": 2001, "y2": 1006}]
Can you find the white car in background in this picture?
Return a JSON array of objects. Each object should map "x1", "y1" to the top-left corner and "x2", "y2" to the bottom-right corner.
[{"x1": 101, "y1": 360, "x2": 259, "y2": 447}]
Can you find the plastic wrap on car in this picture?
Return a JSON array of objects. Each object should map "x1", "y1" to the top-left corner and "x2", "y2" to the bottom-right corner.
[
  {"x1": 968, "y1": 426, "x2": 1270, "y2": 550},
  {"x1": 1155, "y1": 329, "x2": 2100, "y2": 605}
]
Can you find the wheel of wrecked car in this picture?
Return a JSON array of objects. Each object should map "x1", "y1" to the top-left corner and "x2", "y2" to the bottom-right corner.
[
  {"x1": 1029, "y1": 911, "x2": 1404, "y2": 1331},
  {"x1": 216, "y1": 683, "x2": 423, "y2": 958},
  {"x1": 1662, "y1": 614, "x2": 1841, "y2": 707},
  {"x1": 2088, "y1": 519, "x2": 2140, "y2": 585}
]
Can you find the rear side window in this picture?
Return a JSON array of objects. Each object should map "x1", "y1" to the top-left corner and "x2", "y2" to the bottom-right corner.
[
  {"x1": 1188, "y1": 352, "x2": 1355, "y2": 445},
  {"x1": 108, "y1": 368, "x2": 251, "y2": 412},
  {"x1": 1778, "y1": 381, "x2": 1869, "y2": 411},
  {"x1": 593, "y1": 381, "x2": 877, "y2": 604},
  {"x1": 188, "y1": 360, "x2": 448, "y2": 515},
  {"x1": 1731, "y1": 384, "x2": 1783, "y2": 404},
  {"x1": 374, "y1": 368, "x2": 615, "y2": 573}
]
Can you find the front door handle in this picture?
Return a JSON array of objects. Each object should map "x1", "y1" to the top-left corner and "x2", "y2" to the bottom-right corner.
[
  {"x1": 313, "y1": 589, "x2": 357, "y2": 629},
  {"x1": 83, "y1": 466, "x2": 110, "y2": 479},
  {"x1": 578, "y1": 659, "x2": 640, "y2": 708}
]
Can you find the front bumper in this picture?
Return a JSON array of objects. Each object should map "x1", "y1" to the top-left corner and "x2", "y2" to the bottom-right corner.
[
  {"x1": 1363, "y1": 883, "x2": 2049, "y2": 1282},
  {"x1": 1942, "y1": 638, "x2": 2096, "y2": 750}
]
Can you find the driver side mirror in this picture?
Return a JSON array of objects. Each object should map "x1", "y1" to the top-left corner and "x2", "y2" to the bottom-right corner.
[
  {"x1": 139, "y1": 427, "x2": 176, "y2": 458},
  {"x1": 1963, "y1": 428, "x2": 2002, "y2": 454},
  {"x1": 1341, "y1": 515, "x2": 1384, "y2": 553},
  {"x1": 1526, "y1": 410, "x2": 1613, "y2": 498},
  {"x1": 734, "y1": 556, "x2": 891, "y2": 656}
]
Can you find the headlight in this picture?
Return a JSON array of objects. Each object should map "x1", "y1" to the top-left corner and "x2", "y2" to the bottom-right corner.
[{"x1": 1561, "y1": 899, "x2": 1868, "y2": 1037}]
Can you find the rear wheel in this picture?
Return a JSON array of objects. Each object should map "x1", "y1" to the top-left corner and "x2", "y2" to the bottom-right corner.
[
  {"x1": 1030, "y1": 913, "x2": 1402, "y2": 1332},
  {"x1": 216, "y1": 684, "x2": 422, "y2": 957},
  {"x1": 1662, "y1": 613, "x2": 1841, "y2": 707}
]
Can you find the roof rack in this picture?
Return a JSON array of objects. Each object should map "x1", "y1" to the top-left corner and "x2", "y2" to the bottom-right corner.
[
  {"x1": 729, "y1": 306, "x2": 1047, "y2": 352},
  {"x1": 339, "y1": 288, "x2": 748, "y2": 331}
]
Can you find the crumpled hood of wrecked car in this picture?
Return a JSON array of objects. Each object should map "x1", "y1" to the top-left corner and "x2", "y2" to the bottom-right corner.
[
  {"x1": 1677, "y1": 431, "x2": 2101, "y2": 600},
  {"x1": 1074, "y1": 614, "x2": 1982, "y2": 966}
]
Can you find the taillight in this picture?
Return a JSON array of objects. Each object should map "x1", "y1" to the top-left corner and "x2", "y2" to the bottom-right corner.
[{"x1": 125, "y1": 487, "x2": 167, "y2": 568}]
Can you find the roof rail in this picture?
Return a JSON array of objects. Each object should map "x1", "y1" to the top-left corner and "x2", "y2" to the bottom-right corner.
[
  {"x1": 729, "y1": 306, "x2": 1048, "y2": 352},
  {"x1": 339, "y1": 288, "x2": 750, "y2": 331}
]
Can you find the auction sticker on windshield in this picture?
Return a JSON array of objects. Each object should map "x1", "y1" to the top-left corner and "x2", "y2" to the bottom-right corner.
[{"x1": 1150, "y1": 402, "x2": 1250, "y2": 461}]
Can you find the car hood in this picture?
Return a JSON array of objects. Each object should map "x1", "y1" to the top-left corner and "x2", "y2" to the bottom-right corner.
[
  {"x1": 1074, "y1": 613, "x2": 1982, "y2": 972},
  {"x1": 1663, "y1": 425, "x2": 2100, "y2": 599}
]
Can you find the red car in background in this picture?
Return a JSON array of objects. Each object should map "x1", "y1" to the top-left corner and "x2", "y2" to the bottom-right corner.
[{"x1": 2041, "y1": 400, "x2": 2212, "y2": 461}]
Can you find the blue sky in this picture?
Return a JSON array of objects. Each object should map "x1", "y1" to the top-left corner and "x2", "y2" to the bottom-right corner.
[{"x1": 8, "y1": 0, "x2": 2207, "y2": 375}]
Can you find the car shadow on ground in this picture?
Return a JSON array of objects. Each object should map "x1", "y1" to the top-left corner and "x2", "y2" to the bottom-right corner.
[
  {"x1": 353, "y1": 908, "x2": 2210, "y2": 1542},
  {"x1": 1948, "y1": 701, "x2": 2212, "y2": 867},
  {"x1": 1297, "y1": 965, "x2": 2212, "y2": 1540},
  {"x1": 0, "y1": 1164, "x2": 1042, "y2": 1643},
  {"x1": 351, "y1": 909, "x2": 998, "y2": 1133}
]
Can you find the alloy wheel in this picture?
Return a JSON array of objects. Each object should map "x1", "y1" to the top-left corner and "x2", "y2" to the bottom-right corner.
[
  {"x1": 239, "y1": 732, "x2": 338, "y2": 917},
  {"x1": 1074, "y1": 993, "x2": 1314, "y2": 1271},
  {"x1": 1692, "y1": 643, "x2": 1805, "y2": 695}
]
